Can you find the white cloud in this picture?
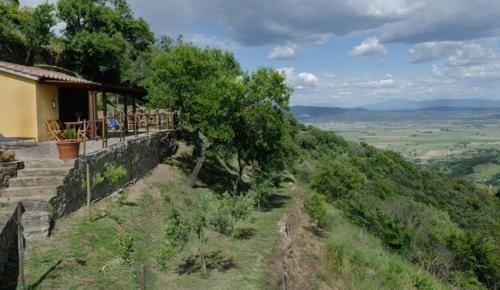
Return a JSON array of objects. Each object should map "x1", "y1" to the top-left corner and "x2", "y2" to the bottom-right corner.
[
  {"x1": 268, "y1": 45, "x2": 297, "y2": 60},
  {"x1": 349, "y1": 37, "x2": 387, "y2": 56},
  {"x1": 21, "y1": 0, "x2": 500, "y2": 48},
  {"x1": 409, "y1": 39, "x2": 497, "y2": 65},
  {"x1": 297, "y1": 72, "x2": 319, "y2": 87},
  {"x1": 279, "y1": 68, "x2": 319, "y2": 89},
  {"x1": 378, "y1": 0, "x2": 500, "y2": 44},
  {"x1": 185, "y1": 33, "x2": 235, "y2": 50}
]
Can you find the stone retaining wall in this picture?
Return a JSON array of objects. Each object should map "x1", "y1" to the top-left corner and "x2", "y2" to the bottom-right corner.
[
  {"x1": 0, "y1": 204, "x2": 22, "y2": 290},
  {"x1": 52, "y1": 131, "x2": 177, "y2": 217},
  {"x1": 0, "y1": 162, "x2": 22, "y2": 190}
]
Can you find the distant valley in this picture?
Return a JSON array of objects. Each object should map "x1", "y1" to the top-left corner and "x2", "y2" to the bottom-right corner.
[
  {"x1": 292, "y1": 102, "x2": 500, "y2": 188},
  {"x1": 291, "y1": 104, "x2": 500, "y2": 123}
]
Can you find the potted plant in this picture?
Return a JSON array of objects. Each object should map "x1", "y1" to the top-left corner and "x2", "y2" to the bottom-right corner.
[
  {"x1": 1, "y1": 151, "x2": 15, "y2": 163},
  {"x1": 56, "y1": 128, "x2": 80, "y2": 160}
]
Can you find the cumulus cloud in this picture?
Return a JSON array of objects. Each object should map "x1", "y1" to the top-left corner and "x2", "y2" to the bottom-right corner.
[
  {"x1": 378, "y1": 0, "x2": 500, "y2": 44},
  {"x1": 278, "y1": 68, "x2": 319, "y2": 89},
  {"x1": 21, "y1": 0, "x2": 500, "y2": 48},
  {"x1": 349, "y1": 36, "x2": 387, "y2": 56},
  {"x1": 290, "y1": 61, "x2": 500, "y2": 107},
  {"x1": 297, "y1": 72, "x2": 319, "y2": 87},
  {"x1": 409, "y1": 39, "x2": 497, "y2": 65},
  {"x1": 268, "y1": 45, "x2": 297, "y2": 60}
]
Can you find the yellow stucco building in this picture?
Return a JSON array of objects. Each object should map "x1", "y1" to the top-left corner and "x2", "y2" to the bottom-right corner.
[{"x1": 0, "y1": 61, "x2": 99, "y2": 141}]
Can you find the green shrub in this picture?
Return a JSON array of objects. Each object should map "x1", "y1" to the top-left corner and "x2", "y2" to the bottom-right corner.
[
  {"x1": 156, "y1": 208, "x2": 189, "y2": 271},
  {"x1": 311, "y1": 159, "x2": 366, "y2": 200},
  {"x1": 105, "y1": 165, "x2": 127, "y2": 186},
  {"x1": 304, "y1": 193, "x2": 330, "y2": 230},
  {"x1": 117, "y1": 233, "x2": 134, "y2": 267},
  {"x1": 213, "y1": 192, "x2": 254, "y2": 238},
  {"x1": 247, "y1": 177, "x2": 275, "y2": 210}
]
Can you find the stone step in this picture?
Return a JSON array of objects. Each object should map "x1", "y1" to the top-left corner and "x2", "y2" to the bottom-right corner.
[
  {"x1": 22, "y1": 210, "x2": 51, "y2": 240},
  {"x1": 0, "y1": 197, "x2": 54, "y2": 213},
  {"x1": 17, "y1": 168, "x2": 73, "y2": 177},
  {"x1": 8, "y1": 176, "x2": 65, "y2": 188},
  {"x1": 23, "y1": 159, "x2": 75, "y2": 169},
  {"x1": 0, "y1": 186, "x2": 58, "y2": 199}
]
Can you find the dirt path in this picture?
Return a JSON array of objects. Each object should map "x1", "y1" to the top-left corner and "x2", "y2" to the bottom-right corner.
[{"x1": 269, "y1": 184, "x2": 331, "y2": 290}]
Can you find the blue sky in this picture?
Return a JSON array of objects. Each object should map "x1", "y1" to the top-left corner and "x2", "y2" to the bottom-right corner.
[{"x1": 22, "y1": 0, "x2": 500, "y2": 107}]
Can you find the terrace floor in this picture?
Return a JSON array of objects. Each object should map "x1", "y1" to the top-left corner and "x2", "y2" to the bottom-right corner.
[{"x1": 12, "y1": 132, "x2": 153, "y2": 161}]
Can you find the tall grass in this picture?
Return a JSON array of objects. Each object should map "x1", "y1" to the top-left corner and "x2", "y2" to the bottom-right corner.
[{"x1": 321, "y1": 206, "x2": 450, "y2": 290}]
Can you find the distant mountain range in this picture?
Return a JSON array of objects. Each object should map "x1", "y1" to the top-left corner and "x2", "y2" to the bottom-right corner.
[
  {"x1": 362, "y1": 99, "x2": 500, "y2": 110},
  {"x1": 290, "y1": 104, "x2": 500, "y2": 123}
]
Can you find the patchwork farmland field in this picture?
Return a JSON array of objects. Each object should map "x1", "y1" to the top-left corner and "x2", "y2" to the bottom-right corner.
[{"x1": 313, "y1": 120, "x2": 500, "y2": 188}]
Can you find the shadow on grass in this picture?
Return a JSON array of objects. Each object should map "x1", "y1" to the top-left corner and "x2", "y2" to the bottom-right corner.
[
  {"x1": 28, "y1": 260, "x2": 63, "y2": 289},
  {"x1": 234, "y1": 227, "x2": 257, "y2": 240},
  {"x1": 304, "y1": 225, "x2": 328, "y2": 238},
  {"x1": 173, "y1": 152, "x2": 239, "y2": 195},
  {"x1": 259, "y1": 193, "x2": 292, "y2": 212},
  {"x1": 176, "y1": 251, "x2": 237, "y2": 275}
]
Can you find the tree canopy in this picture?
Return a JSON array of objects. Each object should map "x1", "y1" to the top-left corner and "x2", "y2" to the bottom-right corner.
[
  {"x1": 139, "y1": 41, "x2": 296, "y2": 185},
  {"x1": 57, "y1": 0, "x2": 154, "y2": 82},
  {"x1": 0, "y1": 1, "x2": 56, "y2": 65}
]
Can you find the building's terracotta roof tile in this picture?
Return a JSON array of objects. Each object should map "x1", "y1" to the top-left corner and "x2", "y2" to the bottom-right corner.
[{"x1": 0, "y1": 61, "x2": 98, "y2": 85}]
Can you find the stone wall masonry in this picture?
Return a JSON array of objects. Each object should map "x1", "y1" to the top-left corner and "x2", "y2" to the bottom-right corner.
[
  {"x1": 0, "y1": 162, "x2": 23, "y2": 190},
  {"x1": 0, "y1": 204, "x2": 22, "y2": 290},
  {"x1": 51, "y1": 131, "x2": 178, "y2": 217}
]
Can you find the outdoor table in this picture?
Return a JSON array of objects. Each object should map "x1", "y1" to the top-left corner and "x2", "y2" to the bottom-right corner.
[
  {"x1": 64, "y1": 121, "x2": 85, "y2": 139},
  {"x1": 64, "y1": 121, "x2": 84, "y2": 131}
]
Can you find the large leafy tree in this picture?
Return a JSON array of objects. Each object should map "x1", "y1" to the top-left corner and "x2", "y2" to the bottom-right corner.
[
  {"x1": 141, "y1": 41, "x2": 243, "y2": 185},
  {"x1": 141, "y1": 41, "x2": 296, "y2": 187},
  {"x1": 57, "y1": 0, "x2": 154, "y2": 82},
  {"x1": 0, "y1": 1, "x2": 56, "y2": 65},
  {"x1": 233, "y1": 68, "x2": 296, "y2": 182}
]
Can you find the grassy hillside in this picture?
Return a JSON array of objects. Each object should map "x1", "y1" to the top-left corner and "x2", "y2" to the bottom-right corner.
[
  {"x1": 23, "y1": 144, "x2": 452, "y2": 290},
  {"x1": 311, "y1": 198, "x2": 449, "y2": 290},
  {"x1": 24, "y1": 147, "x2": 297, "y2": 289},
  {"x1": 23, "y1": 128, "x2": 500, "y2": 289},
  {"x1": 292, "y1": 125, "x2": 500, "y2": 289}
]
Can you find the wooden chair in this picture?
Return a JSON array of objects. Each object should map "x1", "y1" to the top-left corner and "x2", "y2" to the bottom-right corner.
[
  {"x1": 46, "y1": 120, "x2": 63, "y2": 141},
  {"x1": 78, "y1": 124, "x2": 90, "y2": 141}
]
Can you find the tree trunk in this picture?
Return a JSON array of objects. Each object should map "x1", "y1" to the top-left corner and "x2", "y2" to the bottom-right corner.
[
  {"x1": 236, "y1": 153, "x2": 245, "y2": 192},
  {"x1": 189, "y1": 131, "x2": 205, "y2": 187},
  {"x1": 189, "y1": 156, "x2": 206, "y2": 187}
]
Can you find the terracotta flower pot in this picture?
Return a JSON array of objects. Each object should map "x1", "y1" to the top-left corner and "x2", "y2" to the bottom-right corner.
[{"x1": 56, "y1": 140, "x2": 81, "y2": 160}]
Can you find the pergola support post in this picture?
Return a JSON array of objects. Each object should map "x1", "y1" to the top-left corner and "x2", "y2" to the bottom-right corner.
[{"x1": 102, "y1": 92, "x2": 108, "y2": 148}]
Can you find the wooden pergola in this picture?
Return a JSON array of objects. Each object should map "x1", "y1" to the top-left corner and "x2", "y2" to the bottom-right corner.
[{"x1": 97, "y1": 83, "x2": 147, "y2": 131}]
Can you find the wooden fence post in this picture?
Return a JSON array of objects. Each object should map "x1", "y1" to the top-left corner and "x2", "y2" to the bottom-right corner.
[
  {"x1": 17, "y1": 202, "x2": 25, "y2": 290},
  {"x1": 120, "y1": 113, "x2": 124, "y2": 142},
  {"x1": 86, "y1": 163, "x2": 91, "y2": 219},
  {"x1": 82, "y1": 120, "x2": 87, "y2": 156},
  {"x1": 140, "y1": 264, "x2": 146, "y2": 290},
  {"x1": 133, "y1": 113, "x2": 138, "y2": 138}
]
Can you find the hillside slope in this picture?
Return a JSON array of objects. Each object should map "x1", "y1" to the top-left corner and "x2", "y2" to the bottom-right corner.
[
  {"x1": 23, "y1": 139, "x2": 459, "y2": 289},
  {"x1": 292, "y1": 125, "x2": 500, "y2": 289}
]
